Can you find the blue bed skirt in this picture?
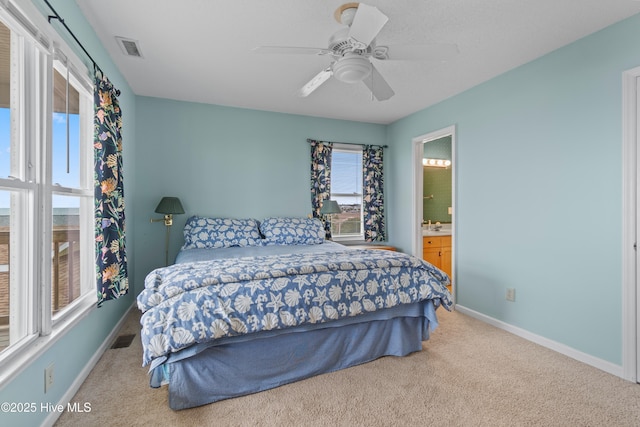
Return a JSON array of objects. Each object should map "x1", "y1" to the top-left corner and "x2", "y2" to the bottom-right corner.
[{"x1": 163, "y1": 301, "x2": 437, "y2": 410}]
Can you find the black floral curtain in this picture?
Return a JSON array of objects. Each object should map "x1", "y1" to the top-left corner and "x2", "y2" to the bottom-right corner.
[
  {"x1": 309, "y1": 139, "x2": 333, "y2": 238},
  {"x1": 94, "y1": 67, "x2": 128, "y2": 305},
  {"x1": 363, "y1": 145, "x2": 386, "y2": 241}
]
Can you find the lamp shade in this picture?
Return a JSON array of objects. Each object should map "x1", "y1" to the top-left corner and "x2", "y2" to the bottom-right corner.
[
  {"x1": 320, "y1": 200, "x2": 341, "y2": 215},
  {"x1": 155, "y1": 197, "x2": 185, "y2": 215}
]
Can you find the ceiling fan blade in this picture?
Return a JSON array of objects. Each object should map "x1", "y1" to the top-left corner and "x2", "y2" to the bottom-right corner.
[
  {"x1": 348, "y1": 4, "x2": 389, "y2": 49},
  {"x1": 253, "y1": 46, "x2": 332, "y2": 56},
  {"x1": 296, "y1": 67, "x2": 333, "y2": 97},
  {"x1": 362, "y1": 63, "x2": 394, "y2": 101},
  {"x1": 376, "y1": 43, "x2": 459, "y2": 61}
]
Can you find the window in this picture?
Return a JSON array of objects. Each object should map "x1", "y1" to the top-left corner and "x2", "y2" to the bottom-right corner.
[
  {"x1": 330, "y1": 146, "x2": 364, "y2": 240},
  {"x1": 50, "y1": 55, "x2": 93, "y2": 320},
  {"x1": 0, "y1": 17, "x2": 34, "y2": 355},
  {"x1": 0, "y1": 2, "x2": 95, "y2": 375}
]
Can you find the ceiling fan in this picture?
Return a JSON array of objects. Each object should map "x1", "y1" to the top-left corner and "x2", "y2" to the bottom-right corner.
[{"x1": 253, "y1": 2, "x2": 458, "y2": 101}]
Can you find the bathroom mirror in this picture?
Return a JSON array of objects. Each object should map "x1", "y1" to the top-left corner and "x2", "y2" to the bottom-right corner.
[{"x1": 423, "y1": 136, "x2": 452, "y2": 224}]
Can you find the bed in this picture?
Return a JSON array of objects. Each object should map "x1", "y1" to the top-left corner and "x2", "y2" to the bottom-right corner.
[{"x1": 137, "y1": 216, "x2": 452, "y2": 410}]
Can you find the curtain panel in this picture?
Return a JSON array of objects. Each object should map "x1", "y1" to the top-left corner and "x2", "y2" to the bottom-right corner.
[
  {"x1": 309, "y1": 139, "x2": 333, "y2": 238},
  {"x1": 362, "y1": 145, "x2": 386, "y2": 241},
  {"x1": 94, "y1": 68, "x2": 128, "y2": 305}
]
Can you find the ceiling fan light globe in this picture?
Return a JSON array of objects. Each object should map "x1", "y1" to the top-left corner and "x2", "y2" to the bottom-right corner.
[{"x1": 332, "y1": 55, "x2": 371, "y2": 83}]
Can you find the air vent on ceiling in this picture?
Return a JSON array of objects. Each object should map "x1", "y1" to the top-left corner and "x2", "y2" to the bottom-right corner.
[{"x1": 115, "y1": 36, "x2": 143, "y2": 58}]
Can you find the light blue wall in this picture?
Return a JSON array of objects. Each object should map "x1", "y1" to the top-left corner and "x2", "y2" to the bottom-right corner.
[
  {"x1": 387, "y1": 13, "x2": 640, "y2": 365},
  {"x1": 132, "y1": 97, "x2": 386, "y2": 291},
  {"x1": 0, "y1": 2, "x2": 136, "y2": 426}
]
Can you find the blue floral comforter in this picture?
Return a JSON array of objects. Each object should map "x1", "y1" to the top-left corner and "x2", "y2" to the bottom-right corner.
[{"x1": 137, "y1": 249, "x2": 452, "y2": 367}]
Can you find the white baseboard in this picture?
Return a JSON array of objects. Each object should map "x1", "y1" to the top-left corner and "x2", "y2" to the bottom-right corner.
[
  {"x1": 454, "y1": 305, "x2": 624, "y2": 379},
  {"x1": 41, "y1": 304, "x2": 135, "y2": 427}
]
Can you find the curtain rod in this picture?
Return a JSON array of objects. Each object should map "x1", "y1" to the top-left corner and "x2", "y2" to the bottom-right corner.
[
  {"x1": 307, "y1": 138, "x2": 388, "y2": 149},
  {"x1": 43, "y1": 0, "x2": 117, "y2": 93}
]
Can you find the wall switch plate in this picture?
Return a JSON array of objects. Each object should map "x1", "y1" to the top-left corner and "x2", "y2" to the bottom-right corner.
[
  {"x1": 44, "y1": 363, "x2": 54, "y2": 393},
  {"x1": 506, "y1": 288, "x2": 516, "y2": 302}
]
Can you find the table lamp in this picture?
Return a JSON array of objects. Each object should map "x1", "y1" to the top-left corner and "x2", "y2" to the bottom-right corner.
[{"x1": 151, "y1": 197, "x2": 185, "y2": 265}]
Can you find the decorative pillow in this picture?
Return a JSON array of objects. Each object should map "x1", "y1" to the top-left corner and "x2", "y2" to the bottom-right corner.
[
  {"x1": 182, "y1": 216, "x2": 262, "y2": 249},
  {"x1": 260, "y1": 217, "x2": 325, "y2": 245}
]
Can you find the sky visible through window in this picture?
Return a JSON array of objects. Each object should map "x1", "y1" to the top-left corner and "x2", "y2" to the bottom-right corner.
[
  {"x1": 0, "y1": 108, "x2": 81, "y2": 208},
  {"x1": 332, "y1": 150, "x2": 362, "y2": 205}
]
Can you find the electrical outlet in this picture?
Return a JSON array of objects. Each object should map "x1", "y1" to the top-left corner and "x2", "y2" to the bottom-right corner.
[
  {"x1": 506, "y1": 288, "x2": 516, "y2": 302},
  {"x1": 44, "y1": 363, "x2": 54, "y2": 393}
]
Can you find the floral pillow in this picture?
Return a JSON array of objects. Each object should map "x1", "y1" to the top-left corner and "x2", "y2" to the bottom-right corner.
[
  {"x1": 182, "y1": 216, "x2": 262, "y2": 249},
  {"x1": 260, "y1": 217, "x2": 325, "y2": 245}
]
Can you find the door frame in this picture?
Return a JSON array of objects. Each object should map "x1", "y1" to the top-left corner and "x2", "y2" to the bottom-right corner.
[
  {"x1": 411, "y1": 125, "x2": 456, "y2": 299},
  {"x1": 622, "y1": 66, "x2": 640, "y2": 382}
]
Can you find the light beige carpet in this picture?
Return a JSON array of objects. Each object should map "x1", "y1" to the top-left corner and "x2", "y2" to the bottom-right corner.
[{"x1": 55, "y1": 308, "x2": 640, "y2": 427}]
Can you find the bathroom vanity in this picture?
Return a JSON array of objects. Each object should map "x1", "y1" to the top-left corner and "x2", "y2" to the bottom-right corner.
[{"x1": 422, "y1": 233, "x2": 451, "y2": 278}]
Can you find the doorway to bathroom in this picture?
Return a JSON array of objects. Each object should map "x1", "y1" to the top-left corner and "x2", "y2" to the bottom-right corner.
[{"x1": 411, "y1": 125, "x2": 456, "y2": 300}]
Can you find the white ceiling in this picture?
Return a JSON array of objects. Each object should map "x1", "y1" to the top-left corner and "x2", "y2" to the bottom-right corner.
[{"x1": 78, "y1": 0, "x2": 640, "y2": 125}]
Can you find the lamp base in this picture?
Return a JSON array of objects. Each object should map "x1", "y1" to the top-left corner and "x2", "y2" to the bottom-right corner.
[
  {"x1": 151, "y1": 214, "x2": 175, "y2": 266},
  {"x1": 163, "y1": 224, "x2": 171, "y2": 266}
]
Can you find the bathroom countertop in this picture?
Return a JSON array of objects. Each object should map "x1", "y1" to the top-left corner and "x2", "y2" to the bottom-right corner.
[{"x1": 422, "y1": 230, "x2": 451, "y2": 236}]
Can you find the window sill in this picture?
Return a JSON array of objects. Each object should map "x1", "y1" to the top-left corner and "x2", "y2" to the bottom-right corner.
[
  {"x1": 332, "y1": 237, "x2": 366, "y2": 245},
  {"x1": 343, "y1": 243, "x2": 397, "y2": 251},
  {"x1": 0, "y1": 295, "x2": 96, "y2": 389}
]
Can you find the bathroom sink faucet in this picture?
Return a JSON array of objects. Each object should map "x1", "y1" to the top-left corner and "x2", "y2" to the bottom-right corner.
[{"x1": 422, "y1": 220, "x2": 442, "y2": 231}]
